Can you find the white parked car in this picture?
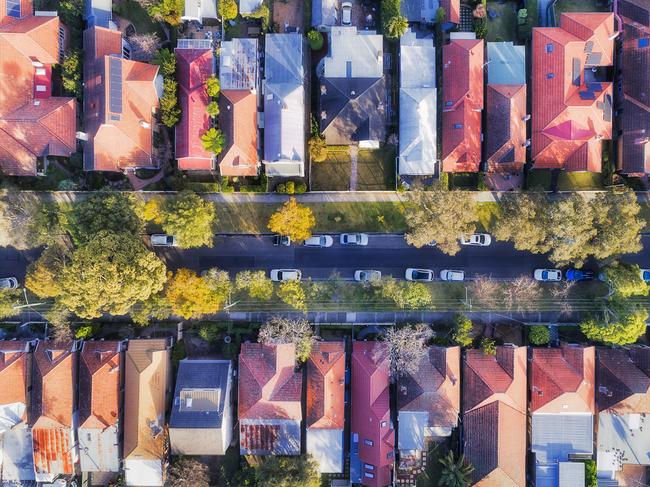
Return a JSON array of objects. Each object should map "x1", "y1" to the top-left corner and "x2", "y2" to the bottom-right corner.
[
  {"x1": 440, "y1": 269, "x2": 465, "y2": 281},
  {"x1": 405, "y1": 268, "x2": 434, "y2": 282},
  {"x1": 340, "y1": 233, "x2": 369, "y2": 246},
  {"x1": 270, "y1": 269, "x2": 302, "y2": 282},
  {"x1": 150, "y1": 234, "x2": 177, "y2": 247},
  {"x1": 304, "y1": 235, "x2": 334, "y2": 247},
  {"x1": 534, "y1": 269, "x2": 562, "y2": 282},
  {"x1": 640, "y1": 269, "x2": 650, "y2": 282},
  {"x1": 341, "y1": 1, "x2": 352, "y2": 25},
  {"x1": 0, "y1": 277, "x2": 18, "y2": 289},
  {"x1": 461, "y1": 233, "x2": 492, "y2": 246},
  {"x1": 354, "y1": 270, "x2": 381, "y2": 282}
]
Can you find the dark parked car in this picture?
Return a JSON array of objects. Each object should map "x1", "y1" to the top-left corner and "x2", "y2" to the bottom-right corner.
[{"x1": 274, "y1": 235, "x2": 291, "y2": 246}]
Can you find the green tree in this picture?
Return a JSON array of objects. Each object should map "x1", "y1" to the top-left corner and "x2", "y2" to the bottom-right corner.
[
  {"x1": 602, "y1": 263, "x2": 650, "y2": 298},
  {"x1": 405, "y1": 187, "x2": 479, "y2": 255},
  {"x1": 148, "y1": 0, "x2": 184, "y2": 26},
  {"x1": 0, "y1": 290, "x2": 19, "y2": 320},
  {"x1": 165, "y1": 269, "x2": 223, "y2": 319},
  {"x1": 452, "y1": 314, "x2": 474, "y2": 347},
  {"x1": 75, "y1": 324, "x2": 97, "y2": 340},
  {"x1": 306, "y1": 30, "x2": 323, "y2": 50},
  {"x1": 200, "y1": 127, "x2": 227, "y2": 155},
  {"x1": 25, "y1": 245, "x2": 69, "y2": 298},
  {"x1": 436, "y1": 6, "x2": 446, "y2": 22},
  {"x1": 528, "y1": 325, "x2": 550, "y2": 345},
  {"x1": 267, "y1": 197, "x2": 316, "y2": 242},
  {"x1": 61, "y1": 50, "x2": 82, "y2": 99},
  {"x1": 580, "y1": 307, "x2": 648, "y2": 346},
  {"x1": 308, "y1": 135, "x2": 327, "y2": 163},
  {"x1": 253, "y1": 455, "x2": 320, "y2": 487},
  {"x1": 385, "y1": 14, "x2": 408, "y2": 39},
  {"x1": 203, "y1": 268, "x2": 232, "y2": 305},
  {"x1": 218, "y1": 0, "x2": 238, "y2": 20},
  {"x1": 66, "y1": 192, "x2": 144, "y2": 245},
  {"x1": 277, "y1": 280, "x2": 307, "y2": 311},
  {"x1": 235, "y1": 270, "x2": 274, "y2": 300},
  {"x1": 206, "y1": 100, "x2": 220, "y2": 117},
  {"x1": 374, "y1": 277, "x2": 433, "y2": 309},
  {"x1": 205, "y1": 76, "x2": 221, "y2": 97},
  {"x1": 130, "y1": 292, "x2": 171, "y2": 326},
  {"x1": 590, "y1": 189, "x2": 644, "y2": 260},
  {"x1": 243, "y1": 1, "x2": 270, "y2": 30},
  {"x1": 157, "y1": 191, "x2": 216, "y2": 248},
  {"x1": 258, "y1": 317, "x2": 316, "y2": 364},
  {"x1": 56, "y1": 232, "x2": 167, "y2": 319},
  {"x1": 545, "y1": 193, "x2": 595, "y2": 267},
  {"x1": 160, "y1": 78, "x2": 181, "y2": 127},
  {"x1": 152, "y1": 48, "x2": 177, "y2": 77},
  {"x1": 28, "y1": 201, "x2": 66, "y2": 248},
  {"x1": 480, "y1": 337, "x2": 496, "y2": 356},
  {"x1": 438, "y1": 451, "x2": 474, "y2": 487},
  {"x1": 493, "y1": 192, "x2": 552, "y2": 255}
]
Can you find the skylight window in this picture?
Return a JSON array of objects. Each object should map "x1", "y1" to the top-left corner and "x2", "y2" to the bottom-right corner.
[
  {"x1": 364, "y1": 439, "x2": 374, "y2": 447},
  {"x1": 453, "y1": 123, "x2": 463, "y2": 129},
  {"x1": 546, "y1": 43, "x2": 553, "y2": 53},
  {"x1": 547, "y1": 73, "x2": 555, "y2": 79},
  {"x1": 639, "y1": 38, "x2": 649, "y2": 48},
  {"x1": 6, "y1": 0, "x2": 20, "y2": 18}
]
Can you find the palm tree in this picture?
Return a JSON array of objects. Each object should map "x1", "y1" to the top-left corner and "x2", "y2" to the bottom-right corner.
[
  {"x1": 200, "y1": 128, "x2": 227, "y2": 155},
  {"x1": 438, "y1": 451, "x2": 474, "y2": 487},
  {"x1": 386, "y1": 15, "x2": 408, "y2": 39}
]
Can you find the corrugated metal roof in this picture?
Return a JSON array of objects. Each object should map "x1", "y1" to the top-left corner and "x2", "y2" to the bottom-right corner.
[
  {"x1": 597, "y1": 412, "x2": 650, "y2": 474},
  {"x1": 324, "y1": 27, "x2": 383, "y2": 79},
  {"x1": 397, "y1": 411, "x2": 427, "y2": 451},
  {"x1": 78, "y1": 425, "x2": 120, "y2": 473},
  {"x1": 220, "y1": 38, "x2": 258, "y2": 91},
  {"x1": 307, "y1": 428, "x2": 344, "y2": 473},
  {"x1": 487, "y1": 42, "x2": 526, "y2": 85},
  {"x1": 32, "y1": 427, "x2": 74, "y2": 480},
  {"x1": 1, "y1": 424, "x2": 35, "y2": 483},
  {"x1": 531, "y1": 413, "x2": 594, "y2": 463},
  {"x1": 559, "y1": 462, "x2": 585, "y2": 487}
]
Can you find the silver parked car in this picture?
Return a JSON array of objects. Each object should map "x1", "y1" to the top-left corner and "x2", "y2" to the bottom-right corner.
[
  {"x1": 461, "y1": 233, "x2": 492, "y2": 246},
  {"x1": 340, "y1": 233, "x2": 369, "y2": 246},
  {"x1": 405, "y1": 268, "x2": 434, "y2": 282},
  {"x1": 354, "y1": 270, "x2": 381, "y2": 282},
  {"x1": 440, "y1": 269, "x2": 465, "y2": 281},
  {"x1": 534, "y1": 269, "x2": 562, "y2": 282},
  {"x1": 0, "y1": 277, "x2": 18, "y2": 289},
  {"x1": 270, "y1": 269, "x2": 302, "y2": 282},
  {"x1": 304, "y1": 235, "x2": 334, "y2": 248},
  {"x1": 150, "y1": 234, "x2": 177, "y2": 247}
]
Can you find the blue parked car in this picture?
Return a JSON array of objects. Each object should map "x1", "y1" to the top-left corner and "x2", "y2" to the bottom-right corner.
[{"x1": 566, "y1": 269, "x2": 595, "y2": 281}]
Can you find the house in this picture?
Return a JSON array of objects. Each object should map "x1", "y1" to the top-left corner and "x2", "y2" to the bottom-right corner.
[
  {"x1": 84, "y1": 0, "x2": 112, "y2": 28},
  {"x1": 181, "y1": 0, "x2": 217, "y2": 23},
  {"x1": 312, "y1": 0, "x2": 338, "y2": 29},
  {"x1": 319, "y1": 27, "x2": 387, "y2": 147},
  {"x1": 531, "y1": 13, "x2": 615, "y2": 172},
  {"x1": 596, "y1": 347, "x2": 650, "y2": 483},
  {"x1": 397, "y1": 347, "x2": 460, "y2": 465},
  {"x1": 398, "y1": 31, "x2": 437, "y2": 177},
  {"x1": 462, "y1": 345, "x2": 527, "y2": 487},
  {"x1": 30, "y1": 340, "x2": 78, "y2": 483},
  {"x1": 350, "y1": 341, "x2": 394, "y2": 487},
  {"x1": 263, "y1": 33, "x2": 306, "y2": 178},
  {"x1": 77, "y1": 341, "x2": 123, "y2": 475},
  {"x1": 0, "y1": 6, "x2": 77, "y2": 176},
  {"x1": 239, "y1": 0, "x2": 262, "y2": 15},
  {"x1": 530, "y1": 346, "x2": 595, "y2": 487},
  {"x1": 0, "y1": 341, "x2": 35, "y2": 485},
  {"x1": 401, "y1": 0, "x2": 459, "y2": 25},
  {"x1": 238, "y1": 343, "x2": 302, "y2": 455},
  {"x1": 306, "y1": 341, "x2": 345, "y2": 474},
  {"x1": 175, "y1": 40, "x2": 214, "y2": 171},
  {"x1": 486, "y1": 42, "x2": 527, "y2": 174},
  {"x1": 123, "y1": 339, "x2": 172, "y2": 487},
  {"x1": 82, "y1": 26, "x2": 161, "y2": 172},
  {"x1": 616, "y1": 0, "x2": 650, "y2": 177},
  {"x1": 169, "y1": 359, "x2": 233, "y2": 456},
  {"x1": 441, "y1": 34, "x2": 484, "y2": 173},
  {"x1": 218, "y1": 38, "x2": 259, "y2": 177}
]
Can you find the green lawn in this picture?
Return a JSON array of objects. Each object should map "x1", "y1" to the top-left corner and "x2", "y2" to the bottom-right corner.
[
  {"x1": 113, "y1": 0, "x2": 165, "y2": 36},
  {"x1": 526, "y1": 170, "x2": 553, "y2": 190},
  {"x1": 477, "y1": 202, "x2": 501, "y2": 232},
  {"x1": 486, "y1": 1, "x2": 519, "y2": 41},
  {"x1": 310, "y1": 148, "x2": 351, "y2": 191},
  {"x1": 555, "y1": 0, "x2": 608, "y2": 14},
  {"x1": 356, "y1": 148, "x2": 397, "y2": 191},
  {"x1": 557, "y1": 172, "x2": 604, "y2": 191}
]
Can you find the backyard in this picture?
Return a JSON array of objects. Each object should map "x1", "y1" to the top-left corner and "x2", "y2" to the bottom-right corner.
[
  {"x1": 554, "y1": 0, "x2": 609, "y2": 14},
  {"x1": 486, "y1": 1, "x2": 519, "y2": 41}
]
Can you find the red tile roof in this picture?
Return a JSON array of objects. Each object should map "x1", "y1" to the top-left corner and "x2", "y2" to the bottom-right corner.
[
  {"x1": 486, "y1": 84, "x2": 526, "y2": 173},
  {"x1": 83, "y1": 27, "x2": 159, "y2": 172},
  {"x1": 78, "y1": 341, "x2": 121, "y2": 430},
  {"x1": 307, "y1": 341, "x2": 345, "y2": 430},
  {"x1": 175, "y1": 47, "x2": 214, "y2": 171},
  {"x1": 31, "y1": 340, "x2": 77, "y2": 478},
  {"x1": 596, "y1": 347, "x2": 650, "y2": 413},
  {"x1": 440, "y1": 0, "x2": 460, "y2": 24},
  {"x1": 441, "y1": 39, "x2": 484, "y2": 173},
  {"x1": 397, "y1": 346, "x2": 460, "y2": 431},
  {"x1": 463, "y1": 346, "x2": 527, "y2": 487},
  {"x1": 0, "y1": 340, "x2": 31, "y2": 417},
  {"x1": 351, "y1": 341, "x2": 393, "y2": 487},
  {"x1": 530, "y1": 345, "x2": 595, "y2": 414},
  {"x1": 218, "y1": 90, "x2": 259, "y2": 176},
  {"x1": 0, "y1": 14, "x2": 76, "y2": 176},
  {"x1": 532, "y1": 13, "x2": 615, "y2": 172}
]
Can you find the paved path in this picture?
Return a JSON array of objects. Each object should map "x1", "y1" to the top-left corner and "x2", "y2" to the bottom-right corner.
[{"x1": 349, "y1": 146, "x2": 359, "y2": 191}]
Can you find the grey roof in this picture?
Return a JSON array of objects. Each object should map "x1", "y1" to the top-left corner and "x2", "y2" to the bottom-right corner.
[
  {"x1": 401, "y1": 0, "x2": 439, "y2": 22},
  {"x1": 220, "y1": 38, "x2": 258, "y2": 91},
  {"x1": 597, "y1": 412, "x2": 650, "y2": 475},
  {"x1": 487, "y1": 42, "x2": 526, "y2": 85},
  {"x1": 263, "y1": 34, "x2": 305, "y2": 175},
  {"x1": 532, "y1": 413, "x2": 593, "y2": 463},
  {"x1": 559, "y1": 462, "x2": 585, "y2": 487},
  {"x1": 182, "y1": 0, "x2": 217, "y2": 21},
  {"x1": 84, "y1": 0, "x2": 112, "y2": 27},
  {"x1": 312, "y1": 0, "x2": 338, "y2": 27},
  {"x1": 1, "y1": 425, "x2": 35, "y2": 483},
  {"x1": 399, "y1": 31, "x2": 437, "y2": 175},
  {"x1": 169, "y1": 359, "x2": 232, "y2": 429},
  {"x1": 306, "y1": 428, "x2": 344, "y2": 473},
  {"x1": 398, "y1": 411, "x2": 428, "y2": 451},
  {"x1": 324, "y1": 27, "x2": 383, "y2": 78},
  {"x1": 78, "y1": 425, "x2": 120, "y2": 473}
]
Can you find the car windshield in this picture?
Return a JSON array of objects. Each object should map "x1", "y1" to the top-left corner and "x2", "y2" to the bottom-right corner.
[
  {"x1": 476, "y1": 235, "x2": 484, "y2": 244},
  {"x1": 542, "y1": 271, "x2": 549, "y2": 280},
  {"x1": 644, "y1": 271, "x2": 650, "y2": 281},
  {"x1": 415, "y1": 271, "x2": 429, "y2": 279}
]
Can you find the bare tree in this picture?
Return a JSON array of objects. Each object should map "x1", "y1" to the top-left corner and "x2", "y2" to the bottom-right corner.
[
  {"x1": 258, "y1": 316, "x2": 317, "y2": 364},
  {"x1": 381, "y1": 324, "x2": 435, "y2": 382},
  {"x1": 128, "y1": 33, "x2": 162, "y2": 62},
  {"x1": 165, "y1": 457, "x2": 209, "y2": 487},
  {"x1": 468, "y1": 275, "x2": 501, "y2": 310},
  {"x1": 549, "y1": 281, "x2": 576, "y2": 316},
  {"x1": 503, "y1": 276, "x2": 542, "y2": 312},
  {"x1": 45, "y1": 304, "x2": 74, "y2": 342}
]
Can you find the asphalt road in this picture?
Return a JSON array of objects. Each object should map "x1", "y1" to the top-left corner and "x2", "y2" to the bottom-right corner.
[
  {"x1": 2, "y1": 234, "x2": 649, "y2": 283},
  {"x1": 156, "y1": 234, "x2": 650, "y2": 281}
]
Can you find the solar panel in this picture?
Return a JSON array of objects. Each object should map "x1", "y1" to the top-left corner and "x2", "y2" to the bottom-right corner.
[
  {"x1": 579, "y1": 90, "x2": 595, "y2": 100},
  {"x1": 109, "y1": 56, "x2": 122, "y2": 115},
  {"x1": 639, "y1": 38, "x2": 649, "y2": 48},
  {"x1": 6, "y1": 0, "x2": 20, "y2": 18},
  {"x1": 177, "y1": 38, "x2": 213, "y2": 50},
  {"x1": 588, "y1": 82, "x2": 602, "y2": 92}
]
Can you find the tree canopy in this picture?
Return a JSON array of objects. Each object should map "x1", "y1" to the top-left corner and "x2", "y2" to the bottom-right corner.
[
  {"x1": 601, "y1": 263, "x2": 650, "y2": 298},
  {"x1": 373, "y1": 277, "x2": 433, "y2": 309},
  {"x1": 385, "y1": 15, "x2": 408, "y2": 38},
  {"x1": 165, "y1": 268, "x2": 223, "y2": 319},
  {"x1": 200, "y1": 127, "x2": 227, "y2": 155},
  {"x1": 218, "y1": 0, "x2": 238, "y2": 20},
  {"x1": 154, "y1": 191, "x2": 217, "y2": 248},
  {"x1": 383, "y1": 324, "x2": 434, "y2": 381},
  {"x1": 0, "y1": 290, "x2": 20, "y2": 320},
  {"x1": 258, "y1": 317, "x2": 316, "y2": 363},
  {"x1": 404, "y1": 187, "x2": 479, "y2": 255},
  {"x1": 267, "y1": 198, "x2": 316, "y2": 242},
  {"x1": 253, "y1": 455, "x2": 321, "y2": 487},
  {"x1": 25, "y1": 245, "x2": 69, "y2": 298},
  {"x1": 236, "y1": 270, "x2": 274, "y2": 300},
  {"x1": 276, "y1": 280, "x2": 307, "y2": 311},
  {"x1": 580, "y1": 307, "x2": 648, "y2": 346},
  {"x1": 452, "y1": 314, "x2": 474, "y2": 347}
]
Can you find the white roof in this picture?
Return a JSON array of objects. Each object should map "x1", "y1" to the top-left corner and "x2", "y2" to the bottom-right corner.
[
  {"x1": 0, "y1": 403, "x2": 26, "y2": 432},
  {"x1": 487, "y1": 42, "x2": 526, "y2": 85},
  {"x1": 532, "y1": 413, "x2": 594, "y2": 463},
  {"x1": 324, "y1": 27, "x2": 383, "y2": 79},
  {"x1": 78, "y1": 425, "x2": 120, "y2": 473},
  {"x1": 239, "y1": 0, "x2": 262, "y2": 14},
  {"x1": 0, "y1": 425, "x2": 35, "y2": 483},
  {"x1": 597, "y1": 412, "x2": 650, "y2": 476},
  {"x1": 181, "y1": 0, "x2": 217, "y2": 21},
  {"x1": 398, "y1": 411, "x2": 428, "y2": 451},
  {"x1": 220, "y1": 38, "x2": 258, "y2": 91},
  {"x1": 399, "y1": 31, "x2": 437, "y2": 176},
  {"x1": 124, "y1": 459, "x2": 164, "y2": 487},
  {"x1": 307, "y1": 428, "x2": 344, "y2": 473}
]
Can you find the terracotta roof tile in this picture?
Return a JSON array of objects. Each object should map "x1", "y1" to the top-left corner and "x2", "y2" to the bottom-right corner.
[
  {"x1": 440, "y1": 0, "x2": 460, "y2": 23},
  {"x1": 0, "y1": 340, "x2": 31, "y2": 415},
  {"x1": 218, "y1": 90, "x2": 259, "y2": 176},
  {"x1": 596, "y1": 347, "x2": 650, "y2": 413},
  {"x1": 78, "y1": 341, "x2": 121, "y2": 430},
  {"x1": 306, "y1": 341, "x2": 345, "y2": 430},
  {"x1": 531, "y1": 13, "x2": 615, "y2": 172},
  {"x1": 486, "y1": 84, "x2": 526, "y2": 173}
]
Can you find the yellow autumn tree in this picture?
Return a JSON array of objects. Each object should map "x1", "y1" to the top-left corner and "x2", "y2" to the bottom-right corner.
[{"x1": 267, "y1": 197, "x2": 316, "y2": 242}]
